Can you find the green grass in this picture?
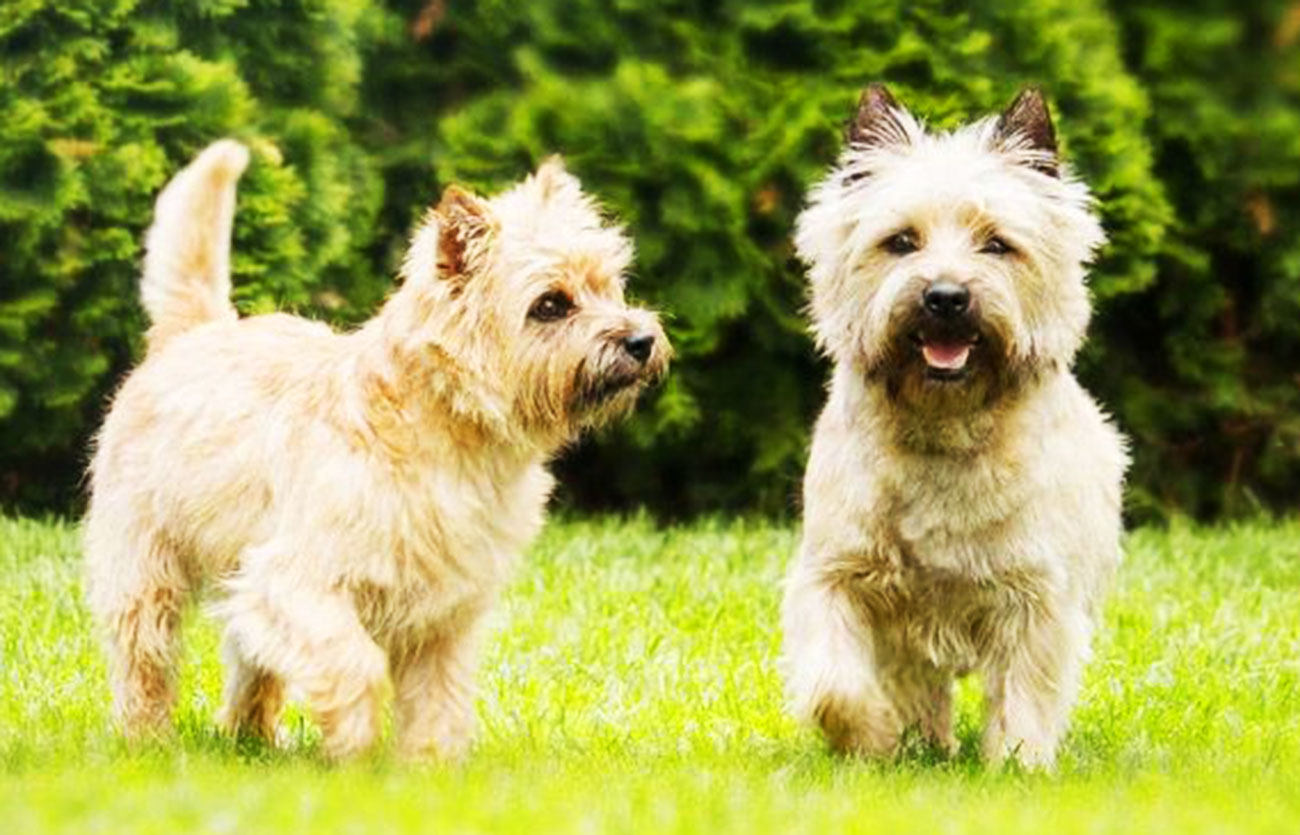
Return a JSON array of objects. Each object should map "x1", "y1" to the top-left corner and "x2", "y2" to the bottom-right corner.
[{"x1": 2, "y1": 515, "x2": 1298, "y2": 833}]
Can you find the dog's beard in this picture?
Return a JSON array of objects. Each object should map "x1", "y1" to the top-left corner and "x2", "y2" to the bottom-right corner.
[
  {"x1": 510, "y1": 327, "x2": 667, "y2": 442},
  {"x1": 866, "y1": 310, "x2": 1032, "y2": 416},
  {"x1": 568, "y1": 345, "x2": 663, "y2": 430},
  {"x1": 574, "y1": 381, "x2": 645, "y2": 429}
]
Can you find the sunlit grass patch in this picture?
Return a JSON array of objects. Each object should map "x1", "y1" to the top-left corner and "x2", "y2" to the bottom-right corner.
[{"x1": 2, "y1": 514, "x2": 1298, "y2": 833}]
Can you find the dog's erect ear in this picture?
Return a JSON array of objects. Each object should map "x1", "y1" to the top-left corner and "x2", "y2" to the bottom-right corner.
[
  {"x1": 530, "y1": 155, "x2": 583, "y2": 204},
  {"x1": 995, "y1": 88, "x2": 1059, "y2": 177},
  {"x1": 434, "y1": 185, "x2": 495, "y2": 285},
  {"x1": 847, "y1": 84, "x2": 912, "y2": 148}
]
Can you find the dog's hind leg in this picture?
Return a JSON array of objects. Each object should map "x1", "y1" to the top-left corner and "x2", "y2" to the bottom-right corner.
[
  {"x1": 85, "y1": 523, "x2": 192, "y2": 740},
  {"x1": 781, "y1": 569, "x2": 902, "y2": 757},
  {"x1": 217, "y1": 628, "x2": 285, "y2": 743},
  {"x1": 392, "y1": 602, "x2": 489, "y2": 762},
  {"x1": 215, "y1": 562, "x2": 388, "y2": 761}
]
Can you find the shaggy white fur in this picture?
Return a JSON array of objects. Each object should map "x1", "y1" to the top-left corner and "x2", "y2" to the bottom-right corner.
[
  {"x1": 84, "y1": 141, "x2": 669, "y2": 761},
  {"x1": 781, "y1": 87, "x2": 1127, "y2": 769}
]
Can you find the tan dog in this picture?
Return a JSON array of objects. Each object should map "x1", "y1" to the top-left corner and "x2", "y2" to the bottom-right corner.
[
  {"x1": 84, "y1": 140, "x2": 669, "y2": 761},
  {"x1": 781, "y1": 87, "x2": 1127, "y2": 768}
]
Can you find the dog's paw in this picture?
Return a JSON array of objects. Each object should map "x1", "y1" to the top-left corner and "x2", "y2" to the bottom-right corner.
[
  {"x1": 983, "y1": 732, "x2": 1058, "y2": 772},
  {"x1": 814, "y1": 694, "x2": 903, "y2": 759}
]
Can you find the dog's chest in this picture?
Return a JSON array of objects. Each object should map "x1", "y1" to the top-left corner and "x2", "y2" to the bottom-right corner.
[
  {"x1": 847, "y1": 549, "x2": 1045, "y2": 673},
  {"x1": 358, "y1": 458, "x2": 554, "y2": 637},
  {"x1": 876, "y1": 444, "x2": 1048, "y2": 576},
  {"x1": 848, "y1": 453, "x2": 1053, "y2": 670}
]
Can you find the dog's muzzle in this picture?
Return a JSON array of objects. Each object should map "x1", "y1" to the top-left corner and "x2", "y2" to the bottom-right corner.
[
  {"x1": 913, "y1": 280, "x2": 981, "y2": 381},
  {"x1": 575, "y1": 327, "x2": 668, "y2": 411}
]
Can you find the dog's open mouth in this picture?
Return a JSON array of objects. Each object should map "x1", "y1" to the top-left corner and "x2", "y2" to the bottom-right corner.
[{"x1": 912, "y1": 332, "x2": 981, "y2": 381}]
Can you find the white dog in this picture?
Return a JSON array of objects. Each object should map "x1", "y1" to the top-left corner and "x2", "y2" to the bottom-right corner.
[
  {"x1": 781, "y1": 86, "x2": 1127, "y2": 768},
  {"x1": 84, "y1": 140, "x2": 668, "y2": 760}
]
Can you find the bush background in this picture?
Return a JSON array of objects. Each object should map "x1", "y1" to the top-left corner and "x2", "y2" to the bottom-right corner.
[{"x1": 2, "y1": 0, "x2": 1297, "y2": 520}]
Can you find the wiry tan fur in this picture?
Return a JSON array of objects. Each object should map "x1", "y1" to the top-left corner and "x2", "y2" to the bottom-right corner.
[
  {"x1": 781, "y1": 88, "x2": 1127, "y2": 769},
  {"x1": 84, "y1": 140, "x2": 669, "y2": 761}
]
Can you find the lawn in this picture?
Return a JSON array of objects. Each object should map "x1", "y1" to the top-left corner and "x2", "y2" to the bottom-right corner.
[{"x1": 2, "y1": 514, "x2": 1298, "y2": 833}]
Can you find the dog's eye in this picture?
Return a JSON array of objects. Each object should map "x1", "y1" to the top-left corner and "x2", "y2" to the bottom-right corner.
[
  {"x1": 528, "y1": 290, "x2": 575, "y2": 323},
  {"x1": 881, "y1": 229, "x2": 920, "y2": 256},
  {"x1": 980, "y1": 236, "x2": 1015, "y2": 256}
]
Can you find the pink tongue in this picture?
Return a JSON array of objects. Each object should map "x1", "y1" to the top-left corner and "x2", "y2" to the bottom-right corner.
[{"x1": 922, "y1": 342, "x2": 971, "y2": 370}]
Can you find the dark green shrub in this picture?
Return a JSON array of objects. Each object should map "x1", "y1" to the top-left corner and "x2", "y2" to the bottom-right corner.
[
  {"x1": 1100, "y1": 0, "x2": 1300, "y2": 516},
  {"x1": 5, "y1": 0, "x2": 1295, "y2": 520},
  {"x1": 0, "y1": 0, "x2": 387, "y2": 508}
]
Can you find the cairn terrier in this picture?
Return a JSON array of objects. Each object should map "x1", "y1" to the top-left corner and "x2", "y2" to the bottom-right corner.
[
  {"x1": 84, "y1": 140, "x2": 669, "y2": 760},
  {"x1": 780, "y1": 86, "x2": 1127, "y2": 768}
]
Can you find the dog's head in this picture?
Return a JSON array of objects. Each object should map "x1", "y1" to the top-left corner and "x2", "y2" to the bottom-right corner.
[
  {"x1": 796, "y1": 85, "x2": 1105, "y2": 411},
  {"x1": 394, "y1": 157, "x2": 670, "y2": 445}
]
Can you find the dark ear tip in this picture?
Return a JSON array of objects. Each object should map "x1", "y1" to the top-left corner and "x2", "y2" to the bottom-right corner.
[
  {"x1": 1007, "y1": 87, "x2": 1054, "y2": 124},
  {"x1": 847, "y1": 83, "x2": 910, "y2": 146},
  {"x1": 860, "y1": 83, "x2": 899, "y2": 109},
  {"x1": 995, "y1": 86, "x2": 1058, "y2": 175}
]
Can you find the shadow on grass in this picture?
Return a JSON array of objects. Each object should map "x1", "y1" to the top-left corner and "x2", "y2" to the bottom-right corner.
[{"x1": 2, "y1": 695, "x2": 1106, "y2": 785}]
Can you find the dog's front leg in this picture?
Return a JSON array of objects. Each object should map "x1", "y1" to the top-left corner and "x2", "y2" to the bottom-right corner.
[
  {"x1": 217, "y1": 571, "x2": 389, "y2": 761},
  {"x1": 217, "y1": 627, "x2": 286, "y2": 743},
  {"x1": 912, "y1": 675, "x2": 960, "y2": 757},
  {"x1": 392, "y1": 603, "x2": 489, "y2": 762},
  {"x1": 781, "y1": 565, "x2": 902, "y2": 757},
  {"x1": 982, "y1": 601, "x2": 1090, "y2": 770}
]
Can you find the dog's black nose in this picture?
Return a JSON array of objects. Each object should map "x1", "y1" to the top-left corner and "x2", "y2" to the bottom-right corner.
[
  {"x1": 622, "y1": 333, "x2": 655, "y2": 364},
  {"x1": 922, "y1": 281, "x2": 970, "y2": 319}
]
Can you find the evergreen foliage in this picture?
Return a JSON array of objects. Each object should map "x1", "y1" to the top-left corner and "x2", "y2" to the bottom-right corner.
[
  {"x1": 1100, "y1": 0, "x2": 1300, "y2": 516},
  {"x1": 0, "y1": 0, "x2": 386, "y2": 506},
  {"x1": 2, "y1": 0, "x2": 1295, "y2": 518}
]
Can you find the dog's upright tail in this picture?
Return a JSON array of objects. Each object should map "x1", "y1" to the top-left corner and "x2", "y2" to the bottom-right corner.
[{"x1": 140, "y1": 139, "x2": 249, "y2": 352}]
